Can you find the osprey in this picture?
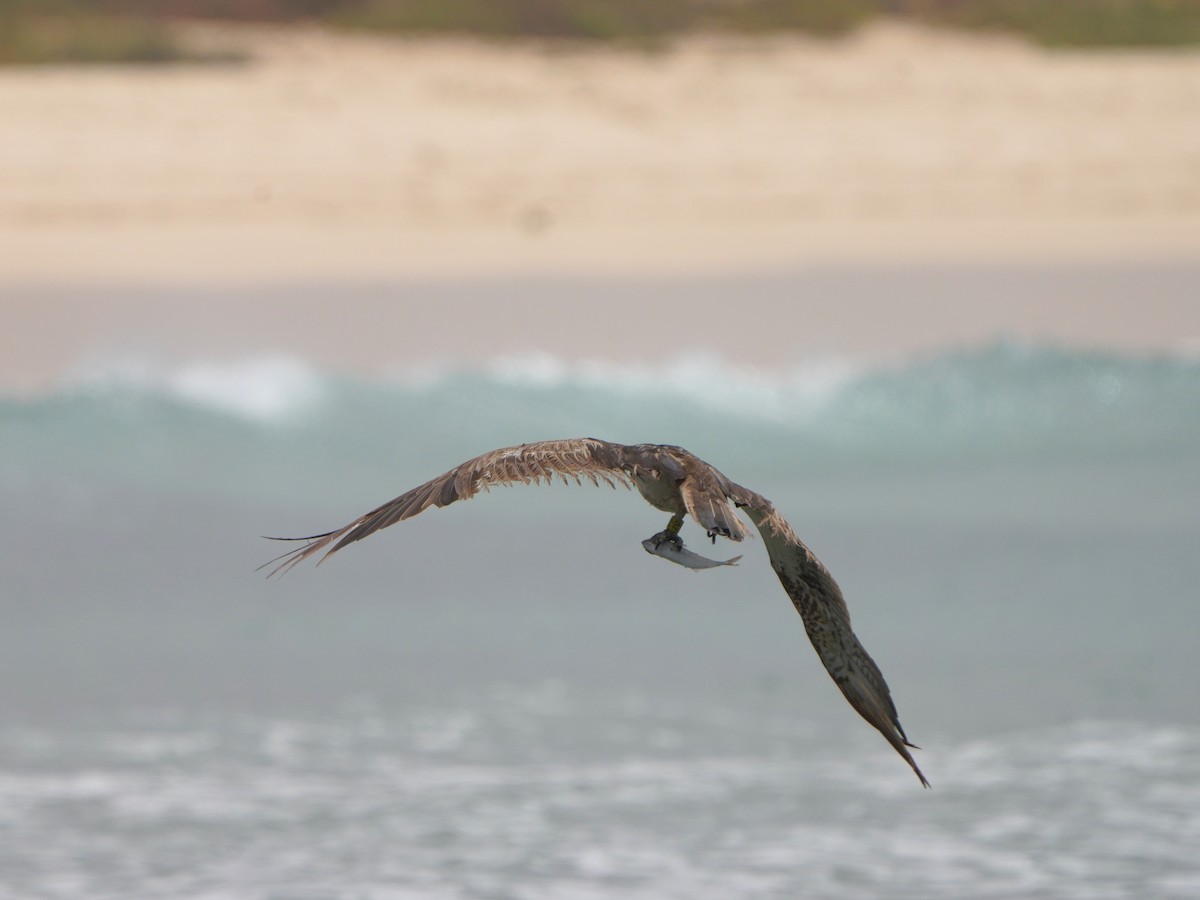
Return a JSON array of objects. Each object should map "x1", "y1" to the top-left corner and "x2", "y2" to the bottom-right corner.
[{"x1": 264, "y1": 438, "x2": 928, "y2": 787}]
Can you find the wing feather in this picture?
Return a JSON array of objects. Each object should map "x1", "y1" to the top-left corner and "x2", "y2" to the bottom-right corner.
[
  {"x1": 261, "y1": 438, "x2": 633, "y2": 577},
  {"x1": 729, "y1": 484, "x2": 929, "y2": 787}
]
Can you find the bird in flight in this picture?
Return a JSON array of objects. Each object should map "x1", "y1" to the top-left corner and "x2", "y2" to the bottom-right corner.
[{"x1": 263, "y1": 438, "x2": 928, "y2": 787}]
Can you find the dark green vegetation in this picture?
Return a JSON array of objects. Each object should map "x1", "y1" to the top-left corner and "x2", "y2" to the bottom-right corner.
[
  {"x1": 3, "y1": 0, "x2": 1199, "y2": 64},
  {"x1": 908, "y1": 0, "x2": 1200, "y2": 47},
  {"x1": 0, "y1": 1, "x2": 246, "y2": 63}
]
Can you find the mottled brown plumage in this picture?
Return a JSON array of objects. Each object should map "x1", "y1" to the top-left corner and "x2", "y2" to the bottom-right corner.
[{"x1": 263, "y1": 437, "x2": 928, "y2": 786}]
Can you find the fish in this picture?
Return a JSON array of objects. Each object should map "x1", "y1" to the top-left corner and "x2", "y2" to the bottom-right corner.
[{"x1": 641, "y1": 537, "x2": 742, "y2": 570}]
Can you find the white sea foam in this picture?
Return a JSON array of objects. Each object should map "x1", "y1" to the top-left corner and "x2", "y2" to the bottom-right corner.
[
  {"x1": 482, "y1": 350, "x2": 861, "y2": 422},
  {"x1": 57, "y1": 350, "x2": 861, "y2": 426},
  {"x1": 3, "y1": 715, "x2": 1197, "y2": 900},
  {"x1": 62, "y1": 354, "x2": 326, "y2": 422},
  {"x1": 165, "y1": 357, "x2": 325, "y2": 422}
]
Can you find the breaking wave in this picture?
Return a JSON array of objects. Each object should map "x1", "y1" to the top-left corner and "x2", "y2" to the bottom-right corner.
[{"x1": 2, "y1": 341, "x2": 1198, "y2": 504}]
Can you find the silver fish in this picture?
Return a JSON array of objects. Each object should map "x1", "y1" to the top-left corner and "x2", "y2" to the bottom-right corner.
[{"x1": 641, "y1": 537, "x2": 742, "y2": 570}]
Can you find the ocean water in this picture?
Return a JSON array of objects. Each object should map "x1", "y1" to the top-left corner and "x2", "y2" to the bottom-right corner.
[{"x1": 2, "y1": 341, "x2": 1199, "y2": 898}]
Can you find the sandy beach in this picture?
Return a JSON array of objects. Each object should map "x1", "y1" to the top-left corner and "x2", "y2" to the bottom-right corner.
[
  {"x1": 2, "y1": 22, "x2": 1199, "y2": 386},
  {"x1": 4, "y1": 21, "x2": 1200, "y2": 279}
]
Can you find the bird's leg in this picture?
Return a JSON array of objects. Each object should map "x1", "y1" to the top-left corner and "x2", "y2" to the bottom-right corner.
[{"x1": 646, "y1": 512, "x2": 686, "y2": 550}]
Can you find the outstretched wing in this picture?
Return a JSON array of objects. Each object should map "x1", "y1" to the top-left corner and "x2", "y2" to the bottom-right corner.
[
  {"x1": 261, "y1": 438, "x2": 633, "y2": 577},
  {"x1": 727, "y1": 484, "x2": 930, "y2": 787}
]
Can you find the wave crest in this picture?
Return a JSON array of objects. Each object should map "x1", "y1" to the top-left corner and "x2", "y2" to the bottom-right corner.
[{"x1": 61, "y1": 355, "x2": 326, "y2": 423}]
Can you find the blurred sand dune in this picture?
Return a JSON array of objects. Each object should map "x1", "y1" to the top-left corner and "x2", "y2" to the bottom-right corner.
[{"x1": 2, "y1": 21, "x2": 1199, "y2": 283}]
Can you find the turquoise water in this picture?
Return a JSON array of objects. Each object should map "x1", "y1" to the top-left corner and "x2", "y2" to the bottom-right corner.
[{"x1": 2, "y1": 341, "x2": 1198, "y2": 897}]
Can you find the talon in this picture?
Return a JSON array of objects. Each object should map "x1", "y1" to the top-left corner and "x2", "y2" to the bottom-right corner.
[{"x1": 649, "y1": 530, "x2": 683, "y2": 550}]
